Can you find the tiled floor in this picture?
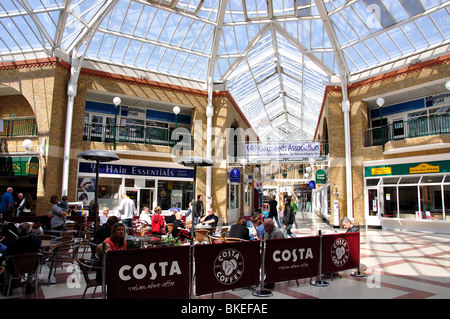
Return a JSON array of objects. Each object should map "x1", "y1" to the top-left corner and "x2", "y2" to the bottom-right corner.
[{"x1": 2, "y1": 213, "x2": 449, "y2": 300}]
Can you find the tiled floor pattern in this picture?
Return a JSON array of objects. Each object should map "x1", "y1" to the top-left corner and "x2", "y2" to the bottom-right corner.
[{"x1": 2, "y1": 213, "x2": 449, "y2": 299}]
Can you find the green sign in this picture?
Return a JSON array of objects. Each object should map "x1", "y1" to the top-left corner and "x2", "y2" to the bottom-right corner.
[
  {"x1": 316, "y1": 169, "x2": 327, "y2": 184},
  {"x1": 0, "y1": 156, "x2": 39, "y2": 176}
]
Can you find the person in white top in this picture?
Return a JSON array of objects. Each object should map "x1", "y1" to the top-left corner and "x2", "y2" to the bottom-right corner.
[
  {"x1": 139, "y1": 206, "x2": 152, "y2": 225},
  {"x1": 116, "y1": 194, "x2": 135, "y2": 228}
]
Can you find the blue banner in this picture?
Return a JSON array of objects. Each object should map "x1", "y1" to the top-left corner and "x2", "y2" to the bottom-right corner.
[{"x1": 79, "y1": 162, "x2": 193, "y2": 179}]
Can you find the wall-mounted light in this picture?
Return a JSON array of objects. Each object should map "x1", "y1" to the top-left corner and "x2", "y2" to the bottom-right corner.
[{"x1": 22, "y1": 139, "x2": 33, "y2": 152}]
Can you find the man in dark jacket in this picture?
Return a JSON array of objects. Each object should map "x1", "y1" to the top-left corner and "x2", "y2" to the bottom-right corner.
[
  {"x1": 192, "y1": 195, "x2": 204, "y2": 226},
  {"x1": 268, "y1": 194, "x2": 281, "y2": 227},
  {"x1": 282, "y1": 197, "x2": 296, "y2": 238},
  {"x1": 341, "y1": 217, "x2": 360, "y2": 233}
]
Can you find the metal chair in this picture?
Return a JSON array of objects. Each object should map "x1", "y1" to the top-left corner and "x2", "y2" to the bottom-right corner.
[
  {"x1": 77, "y1": 258, "x2": 102, "y2": 299},
  {"x1": 5, "y1": 253, "x2": 41, "y2": 299},
  {"x1": 224, "y1": 237, "x2": 243, "y2": 243},
  {"x1": 47, "y1": 243, "x2": 80, "y2": 285}
]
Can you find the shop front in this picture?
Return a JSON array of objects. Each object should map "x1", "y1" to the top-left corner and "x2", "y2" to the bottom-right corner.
[
  {"x1": 77, "y1": 159, "x2": 194, "y2": 216},
  {"x1": 364, "y1": 156, "x2": 450, "y2": 234}
]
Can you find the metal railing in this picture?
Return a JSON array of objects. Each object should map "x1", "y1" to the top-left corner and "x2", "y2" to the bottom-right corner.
[
  {"x1": 0, "y1": 117, "x2": 37, "y2": 137},
  {"x1": 365, "y1": 114, "x2": 450, "y2": 146},
  {"x1": 83, "y1": 124, "x2": 192, "y2": 147}
]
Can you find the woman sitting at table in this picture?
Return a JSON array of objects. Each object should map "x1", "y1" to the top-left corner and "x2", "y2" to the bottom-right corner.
[
  {"x1": 151, "y1": 206, "x2": 165, "y2": 236},
  {"x1": 200, "y1": 208, "x2": 218, "y2": 228},
  {"x1": 229, "y1": 217, "x2": 250, "y2": 240},
  {"x1": 103, "y1": 222, "x2": 126, "y2": 251},
  {"x1": 172, "y1": 212, "x2": 190, "y2": 243}
]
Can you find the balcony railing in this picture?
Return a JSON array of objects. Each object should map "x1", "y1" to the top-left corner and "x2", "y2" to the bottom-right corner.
[
  {"x1": 0, "y1": 117, "x2": 37, "y2": 137},
  {"x1": 365, "y1": 114, "x2": 450, "y2": 146},
  {"x1": 83, "y1": 124, "x2": 192, "y2": 148}
]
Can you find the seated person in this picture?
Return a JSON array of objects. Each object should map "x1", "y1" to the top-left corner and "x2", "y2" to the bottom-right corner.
[
  {"x1": 103, "y1": 223, "x2": 127, "y2": 251},
  {"x1": 151, "y1": 206, "x2": 165, "y2": 236},
  {"x1": 200, "y1": 208, "x2": 218, "y2": 228},
  {"x1": 139, "y1": 206, "x2": 152, "y2": 225},
  {"x1": 30, "y1": 218, "x2": 44, "y2": 236},
  {"x1": 228, "y1": 217, "x2": 250, "y2": 240},
  {"x1": 251, "y1": 215, "x2": 266, "y2": 240},
  {"x1": 93, "y1": 216, "x2": 119, "y2": 246},
  {"x1": 172, "y1": 212, "x2": 190, "y2": 242},
  {"x1": 3, "y1": 223, "x2": 42, "y2": 295}
]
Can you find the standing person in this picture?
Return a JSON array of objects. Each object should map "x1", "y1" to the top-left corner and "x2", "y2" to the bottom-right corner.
[
  {"x1": 151, "y1": 206, "x2": 165, "y2": 236},
  {"x1": 103, "y1": 223, "x2": 127, "y2": 251},
  {"x1": 116, "y1": 193, "x2": 135, "y2": 228},
  {"x1": 283, "y1": 197, "x2": 297, "y2": 238},
  {"x1": 268, "y1": 194, "x2": 281, "y2": 227},
  {"x1": 50, "y1": 195, "x2": 67, "y2": 230},
  {"x1": 0, "y1": 187, "x2": 14, "y2": 217},
  {"x1": 192, "y1": 195, "x2": 204, "y2": 226},
  {"x1": 19, "y1": 193, "x2": 34, "y2": 216}
]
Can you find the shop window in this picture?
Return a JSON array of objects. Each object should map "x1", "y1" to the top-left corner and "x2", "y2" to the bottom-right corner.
[
  {"x1": 228, "y1": 183, "x2": 240, "y2": 209},
  {"x1": 398, "y1": 186, "x2": 418, "y2": 219},
  {"x1": 96, "y1": 177, "x2": 122, "y2": 210},
  {"x1": 383, "y1": 186, "x2": 397, "y2": 218},
  {"x1": 157, "y1": 181, "x2": 193, "y2": 211}
]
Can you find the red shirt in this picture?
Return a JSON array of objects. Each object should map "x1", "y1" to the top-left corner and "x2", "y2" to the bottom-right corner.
[{"x1": 152, "y1": 214, "x2": 165, "y2": 234}]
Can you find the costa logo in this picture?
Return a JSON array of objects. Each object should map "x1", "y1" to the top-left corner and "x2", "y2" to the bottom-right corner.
[
  {"x1": 213, "y1": 248, "x2": 244, "y2": 285},
  {"x1": 331, "y1": 238, "x2": 350, "y2": 267}
]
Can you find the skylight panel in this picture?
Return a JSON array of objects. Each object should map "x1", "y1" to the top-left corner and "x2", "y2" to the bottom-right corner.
[
  {"x1": 133, "y1": 5, "x2": 157, "y2": 38},
  {"x1": 430, "y1": 8, "x2": 450, "y2": 39},
  {"x1": 415, "y1": 14, "x2": 444, "y2": 44},
  {"x1": 388, "y1": 27, "x2": 415, "y2": 55}
]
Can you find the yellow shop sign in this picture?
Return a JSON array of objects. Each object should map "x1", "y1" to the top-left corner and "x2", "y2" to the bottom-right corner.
[
  {"x1": 371, "y1": 167, "x2": 392, "y2": 175},
  {"x1": 409, "y1": 163, "x2": 440, "y2": 174}
]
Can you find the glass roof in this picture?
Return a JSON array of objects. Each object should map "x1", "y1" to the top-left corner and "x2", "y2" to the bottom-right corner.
[{"x1": 1, "y1": 0, "x2": 449, "y2": 141}]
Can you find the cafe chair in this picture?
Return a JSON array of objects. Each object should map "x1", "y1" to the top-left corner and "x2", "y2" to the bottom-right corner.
[
  {"x1": 47, "y1": 243, "x2": 80, "y2": 285},
  {"x1": 166, "y1": 223, "x2": 174, "y2": 234},
  {"x1": 36, "y1": 235, "x2": 54, "y2": 240},
  {"x1": 5, "y1": 252, "x2": 42, "y2": 299},
  {"x1": 77, "y1": 258, "x2": 102, "y2": 299},
  {"x1": 224, "y1": 237, "x2": 243, "y2": 243},
  {"x1": 194, "y1": 229, "x2": 209, "y2": 244},
  {"x1": 207, "y1": 235, "x2": 224, "y2": 244},
  {"x1": 220, "y1": 226, "x2": 230, "y2": 238}
]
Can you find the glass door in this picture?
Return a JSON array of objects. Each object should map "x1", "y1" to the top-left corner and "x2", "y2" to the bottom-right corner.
[
  {"x1": 366, "y1": 187, "x2": 381, "y2": 226},
  {"x1": 138, "y1": 189, "x2": 155, "y2": 212}
]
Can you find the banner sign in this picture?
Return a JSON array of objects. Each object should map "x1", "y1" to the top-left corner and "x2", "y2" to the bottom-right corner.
[
  {"x1": 229, "y1": 168, "x2": 241, "y2": 183},
  {"x1": 321, "y1": 232, "x2": 360, "y2": 275},
  {"x1": 79, "y1": 162, "x2": 194, "y2": 179},
  {"x1": 106, "y1": 246, "x2": 190, "y2": 299},
  {"x1": 245, "y1": 142, "x2": 321, "y2": 160},
  {"x1": 194, "y1": 241, "x2": 260, "y2": 296},
  {"x1": 265, "y1": 237, "x2": 320, "y2": 283}
]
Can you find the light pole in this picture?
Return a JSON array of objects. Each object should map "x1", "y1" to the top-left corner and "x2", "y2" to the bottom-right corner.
[
  {"x1": 113, "y1": 97, "x2": 121, "y2": 150},
  {"x1": 376, "y1": 97, "x2": 385, "y2": 151},
  {"x1": 173, "y1": 106, "x2": 180, "y2": 129}
]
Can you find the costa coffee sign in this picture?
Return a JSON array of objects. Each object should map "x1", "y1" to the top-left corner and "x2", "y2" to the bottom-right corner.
[
  {"x1": 321, "y1": 232, "x2": 360, "y2": 274},
  {"x1": 106, "y1": 246, "x2": 190, "y2": 299},
  {"x1": 195, "y1": 242, "x2": 260, "y2": 296},
  {"x1": 265, "y1": 236, "x2": 320, "y2": 283}
]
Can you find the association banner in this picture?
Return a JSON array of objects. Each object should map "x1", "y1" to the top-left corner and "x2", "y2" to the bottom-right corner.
[
  {"x1": 194, "y1": 241, "x2": 260, "y2": 296},
  {"x1": 265, "y1": 237, "x2": 320, "y2": 283},
  {"x1": 321, "y1": 232, "x2": 360, "y2": 275},
  {"x1": 106, "y1": 245, "x2": 190, "y2": 299}
]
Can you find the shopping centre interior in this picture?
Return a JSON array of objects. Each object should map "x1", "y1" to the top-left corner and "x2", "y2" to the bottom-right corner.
[{"x1": 0, "y1": 0, "x2": 449, "y2": 301}]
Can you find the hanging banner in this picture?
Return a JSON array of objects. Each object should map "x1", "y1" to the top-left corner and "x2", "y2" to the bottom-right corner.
[
  {"x1": 265, "y1": 236, "x2": 320, "y2": 283},
  {"x1": 245, "y1": 142, "x2": 321, "y2": 160},
  {"x1": 321, "y1": 232, "x2": 360, "y2": 275},
  {"x1": 106, "y1": 245, "x2": 190, "y2": 299},
  {"x1": 194, "y1": 241, "x2": 260, "y2": 296}
]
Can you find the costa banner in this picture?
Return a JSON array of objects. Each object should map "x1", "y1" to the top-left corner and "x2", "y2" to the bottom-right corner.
[
  {"x1": 321, "y1": 232, "x2": 360, "y2": 274},
  {"x1": 106, "y1": 246, "x2": 190, "y2": 299},
  {"x1": 194, "y1": 241, "x2": 260, "y2": 296},
  {"x1": 265, "y1": 237, "x2": 320, "y2": 283}
]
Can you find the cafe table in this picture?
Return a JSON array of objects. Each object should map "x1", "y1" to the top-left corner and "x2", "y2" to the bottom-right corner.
[{"x1": 125, "y1": 235, "x2": 162, "y2": 248}]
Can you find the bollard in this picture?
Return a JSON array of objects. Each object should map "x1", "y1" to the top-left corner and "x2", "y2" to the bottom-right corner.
[
  {"x1": 310, "y1": 230, "x2": 329, "y2": 287},
  {"x1": 351, "y1": 232, "x2": 367, "y2": 277},
  {"x1": 101, "y1": 242, "x2": 106, "y2": 299},
  {"x1": 252, "y1": 234, "x2": 272, "y2": 297}
]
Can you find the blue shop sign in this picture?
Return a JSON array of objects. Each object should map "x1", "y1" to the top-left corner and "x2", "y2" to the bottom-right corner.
[
  {"x1": 308, "y1": 180, "x2": 316, "y2": 190},
  {"x1": 79, "y1": 162, "x2": 193, "y2": 178},
  {"x1": 229, "y1": 168, "x2": 241, "y2": 183}
]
